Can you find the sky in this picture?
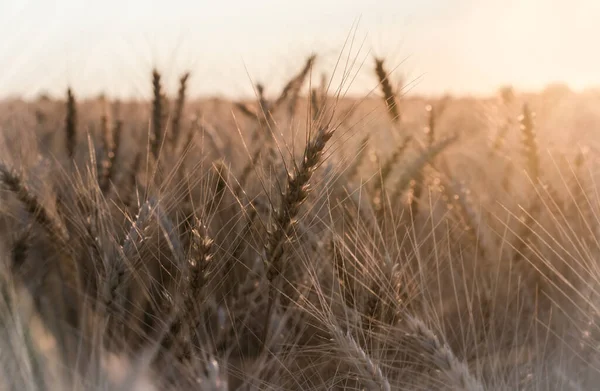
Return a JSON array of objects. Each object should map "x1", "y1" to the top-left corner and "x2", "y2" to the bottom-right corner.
[{"x1": 0, "y1": 0, "x2": 598, "y2": 99}]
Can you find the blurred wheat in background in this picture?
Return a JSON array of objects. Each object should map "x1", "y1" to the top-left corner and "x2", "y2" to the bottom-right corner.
[{"x1": 2, "y1": 2, "x2": 600, "y2": 390}]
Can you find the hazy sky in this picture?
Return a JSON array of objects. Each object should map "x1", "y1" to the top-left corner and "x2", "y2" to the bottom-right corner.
[{"x1": 0, "y1": 0, "x2": 598, "y2": 99}]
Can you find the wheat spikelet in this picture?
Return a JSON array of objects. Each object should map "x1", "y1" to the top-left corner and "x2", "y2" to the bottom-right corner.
[{"x1": 374, "y1": 58, "x2": 400, "y2": 123}]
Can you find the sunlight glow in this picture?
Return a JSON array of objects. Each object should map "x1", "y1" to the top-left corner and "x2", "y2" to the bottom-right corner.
[{"x1": 0, "y1": 0, "x2": 598, "y2": 98}]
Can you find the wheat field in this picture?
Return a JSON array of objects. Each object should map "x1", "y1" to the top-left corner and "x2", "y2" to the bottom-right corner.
[{"x1": 0, "y1": 51, "x2": 599, "y2": 390}]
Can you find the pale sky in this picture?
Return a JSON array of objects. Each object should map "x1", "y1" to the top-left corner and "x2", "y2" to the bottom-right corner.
[{"x1": 0, "y1": 0, "x2": 598, "y2": 99}]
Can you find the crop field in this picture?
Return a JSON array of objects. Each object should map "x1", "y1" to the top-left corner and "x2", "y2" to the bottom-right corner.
[{"x1": 1, "y1": 50, "x2": 600, "y2": 390}]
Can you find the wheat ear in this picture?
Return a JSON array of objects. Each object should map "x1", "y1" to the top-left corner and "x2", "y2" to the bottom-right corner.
[
  {"x1": 151, "y1": 69, "x2": 164, "y2": 161},
  {"x1": 99, "y1": 111, "x2": 121, "y2": 194},
  {"x1": 264, "y1": 124, "x2": 335, "y2": 281},
  {"x1": 410, "y1": 104, "x2": 437, "y2": 221},
  {"x1": 406, "y1": 315, "x2": 484, "y2": 391},
  {"x1": 262, "y1": 123, "x2": 335, "y2": 345},
  {"x1": 171, "y1": 72, "x2": 190, "y2": 148},
  {"x1": 164, "y1": 216, "x2": 214, "y2": 355},
  {"x1": 102, "y1": 200, "x2": 154, "y2": 315},
  {"x1": 520, "y1": 103, "x2": 540, "y2": 182},
  {"x1": 273, "y1": 54, "x2": 316, "y2": 117},
  {"x1": 511, "y1": 104, "x2": 542, "y2": 262},
  {"x1": 0, "y1": 163, "x2": 68, "y2": 243},
  {"x1": 65, "y1": 87, "x2": 77, "y2": 159},
  {"x1": 332, "y1": 325, "x2": 391, "y2": 391},
  {"x1": 374, "y1": 58, "x2": 400, "y2": 123}
]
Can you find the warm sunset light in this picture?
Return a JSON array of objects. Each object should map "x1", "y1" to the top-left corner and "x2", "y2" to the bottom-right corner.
[
  {"x1": 1, "y1": 0, "x2": 598, "y2": 98},
  {"x1": 2, "y1": 1, "x2": 600, "y2": 390}
]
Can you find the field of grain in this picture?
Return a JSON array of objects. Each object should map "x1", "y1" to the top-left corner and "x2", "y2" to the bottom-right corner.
[{"x1": 1, "y1": 55, "x2": 600, "y2": 390}]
